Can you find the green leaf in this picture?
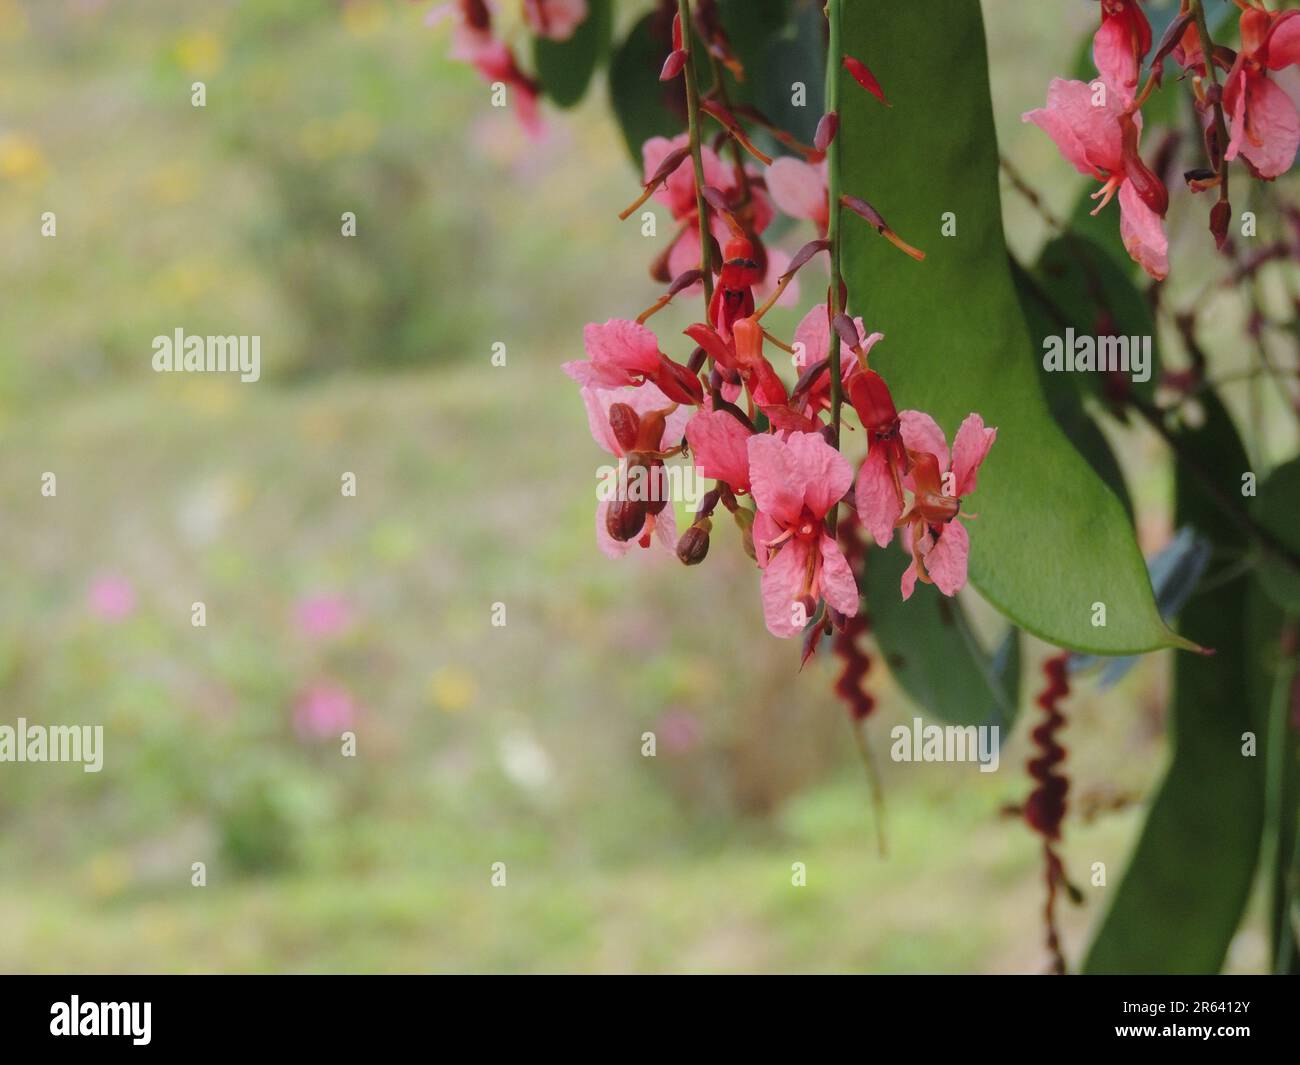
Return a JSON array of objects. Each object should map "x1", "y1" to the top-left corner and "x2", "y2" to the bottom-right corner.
[
  {"x1": 754, "y1": 0, "x2": 824, "y2": 146},
  {"x1": 868, "y1": 545, "x2": 1021, "y2": 730},
  {"x1": 608, "y1": 12, "x2": 688, "y2": 164},
  {"x1": 1084, "y1": 394, "x2": 1275, "y2": 973},
  {"x1": 1253, "y1": 458, "x2": 1300, "y2": 613},
  {"x1": 533, "y1": 0, "x2": 612, "y2": 109},
  {"x1": 839, "y1": 1, "x2": 1187, "y2": 655}
]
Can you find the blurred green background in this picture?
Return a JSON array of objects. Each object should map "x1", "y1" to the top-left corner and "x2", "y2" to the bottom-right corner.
[{"x1": 0, "y1": 0, "x2": 1282, "y2": 973}]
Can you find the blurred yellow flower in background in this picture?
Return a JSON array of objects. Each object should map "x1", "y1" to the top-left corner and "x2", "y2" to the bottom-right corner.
[
  {"x1": 173, "y1": 29, "x2": 225, "y2": 78},
  {"x1": 342, "y1": 0, "x2": 389, "y2": 38},
  {"x1": 0, "y1": 132, "x2": 46, "y2": 183},
  {"x1": 428, "y1": 666, "x2": 477, "y2": 714}
]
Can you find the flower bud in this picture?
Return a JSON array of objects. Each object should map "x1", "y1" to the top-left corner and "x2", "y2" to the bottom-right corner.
[
  {"x1": 608, "y1": 403, "x2": 641, "y2": 452},
  {"x1": 847, "y1": 370, "x2": 898, "y2": 435},
  {"x1": 676, "y1": 524, "x2": 711, "y2": 566},
  {"x1": 605, "y1": 498, "x2": 647, "y2": 542},
  {"x1": 1210, "y1": 199, "x2": 1231, "y2": 252},
  {"x1": 843, "y1": 55, "x2": 889, "y2": 106},
  {"x1": 732, "y1": 506, "x2": 756, "y2": 561},
  {"x1": 814, "y1": 112, "x2": 838, "y2": 153},
  {"x1": 660, "y1": 49, "x2": 688, "y2": 81}
]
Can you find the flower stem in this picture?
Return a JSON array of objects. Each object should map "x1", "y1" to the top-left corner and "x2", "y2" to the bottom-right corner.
[
  {"x1": 1190, "y1": 0, "x2": 1231, "y2": 205},
  {"x1": 825, "y1": 0, "x2": 845, "y2": 534},
  {"x1": 677, "y1": 0, "x2": 715, "y2": 308}
]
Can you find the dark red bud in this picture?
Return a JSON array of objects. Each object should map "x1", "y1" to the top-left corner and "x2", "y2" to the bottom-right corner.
[
  {"x1": 605, "y1": 498, "x2": 647, "y2": 542},
  {"x1": 832, "y1": 312, "x2": 861, "y2": 353},
  {"x1": 843, "y1": 55, "x2": 889, "y2": 106},
  {"x1": 841, "y1": 193, "x2": 886, "y2": 231},
  {"x1": 814, "y1": 112, "x2": 839, "y2": 153},
  {"x1": 608, "y1": 402, "x2": 641, "y2": 452},
  {"x1": 676, "y1": 524, "x2": 711, "y2": 566},
  {"x1": 1210, "y1": 199, "x2": 1231, "y2": 252},
  {"x1": 646, "y1": 145, "x2": 692, "y2": 189},
  {"x1": 783, "y1": 238, "x2": 831, "y2": 280},
  {"x1": 672, "y1": 12, "x2": 683, "y2": 51},
  {"x1": 847, "y1": 369, "x2": 898, "y2": 434},
  {"x1": 660, "y1": 49, "x2": 688, "y2": 81},
  {"x1": 652, "y1": 354, "x2": 704, "y2": 406},
  {"x1": 667, "y1": 269, "x2": 704, "y2": 297}
]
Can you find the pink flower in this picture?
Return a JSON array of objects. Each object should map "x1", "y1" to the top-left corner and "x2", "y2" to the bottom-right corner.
[
  {"x1": 1022, "y1": 80, "x2": 1167, "y2": 279},
  {"x1": 791, "y1": 302, "x2": 882, "y2": 419},
  {"x1": 88, "y1": 575, "x2": 135, "y2": 621},
  {"x1": 894, "y1": 413, "x2": 997, "y2": 601},
  {"x1": 641, "y1": 134, "x2": 779, "y2": 292},
  {"x1": 685, "y1": 408, "x2": 753, "y2": 495},
  {"x1": 747, "y1": 431, "x2": 859, "y2": 638},
  {"x1": 432, "y1": 1, "x2": 543, "y2": 138},
  {"x1": 1221, "y1": 8, "x2": 1300, "y2": 180},
  {"x1": 582, "y1": 383, "x2": 690, "y2": 558},
  {"x1": 563, "y1": 319, "x2": 703, "y2": 405},
  {"x1": 523, "y1": 0, "x2": 588, "y2": 43},
  {"x1": 295, "y1": 595, "x2": 353, "y2": 639},
  {"x1": 767, "y1": 156, "x2": 829, "y2": 233},
  {"x1": 293, "y1": 682, "x2": 357, "y2": 740},
  {"x1": 1023, "y1": 13, "x2": 1169, "y2": 280}
]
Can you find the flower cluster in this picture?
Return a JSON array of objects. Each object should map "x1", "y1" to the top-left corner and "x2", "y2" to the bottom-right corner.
[
  {"x1": 1025, "y1": 0, "x2": 1300, "y2": 278},
  {"x1": 562, "y1": 7, "x2": 996, "y2": 641},
  {"x1": 425, "y1": 0, "x2": 591, "y2": 137}
]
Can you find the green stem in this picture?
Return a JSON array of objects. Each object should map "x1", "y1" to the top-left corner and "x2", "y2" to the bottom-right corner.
[
  {"x1": 677, "y1": 0, "x2": 714, "y2": 307},
  {"x1": 825, "y1": 0, "x2": 844, "y2": 534}
]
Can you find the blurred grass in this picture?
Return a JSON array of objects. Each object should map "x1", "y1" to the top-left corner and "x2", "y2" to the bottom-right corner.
[{"x1": 0, "y1": 0, "x2": 1281, "y2": 972}]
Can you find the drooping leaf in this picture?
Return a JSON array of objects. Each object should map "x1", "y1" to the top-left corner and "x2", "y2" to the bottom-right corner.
[
  {"x1": 839, "y1": 1, "x2": 1188, "y2": 655},
  {"x1": 1253, "y1": 458, "x2": 1300, "y2": 613},
  {"x1": 533, "y1": 0, "x2": 612, "y2": 109},
  {"x1": 868, "y1": 542, "x2": 1020, "y2": 730},
  {"x1": 1084, "y1": 394, "x2": 1274, "y2": 973},
  {"x1": 609, "y1": 11, "x2": 689, "y2": 164}
]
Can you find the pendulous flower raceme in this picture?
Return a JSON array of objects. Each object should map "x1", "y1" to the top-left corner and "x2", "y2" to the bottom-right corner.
[
  {"x1": 555, "y1": 2, "x2": 997, "y2": 643},
  {"x1": 1025, "y1": 0, "x2": 1300, "y2": 273}
]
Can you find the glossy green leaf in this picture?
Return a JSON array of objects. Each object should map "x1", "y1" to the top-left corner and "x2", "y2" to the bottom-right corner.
[
  {"x1": 533, "y1": 0, "x2": 612, "y2": 109},
  {"x1": 839, "y1": 1, "x2": 1187, "y2": 655},
  {"x1": 868, "y1": 545, "x2": 1021, "y2": 730},
  {"x1": 608, "y1": 12, "x2": 688, "y2": 164},
  {"x1": 1084, "y1": 394, "x2": 1274, "y2": 973}
]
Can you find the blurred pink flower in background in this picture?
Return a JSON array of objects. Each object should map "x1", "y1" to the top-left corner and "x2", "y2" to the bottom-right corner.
[
  {"x1": 294, "y1": 594, "x2": 354, "y2": 639},
  {"x1": 657, "y1": 710, "x2": 701, "y2": 755},
  {"x1": 293, "y1": 682, "x2": 357, "y2": 740},
  {"x1": 87, "y1": 575, "x2": 136, "y2": 621}
]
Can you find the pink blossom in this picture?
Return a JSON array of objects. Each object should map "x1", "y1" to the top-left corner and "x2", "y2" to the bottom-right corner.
[
  {"x1": 894, "y1": 413, "x2": 997, "y2": 601},
  {"x1": 432, "y1": 1, "x2": 543, "y2": 139},
  {"x1": 582, "y1": 383, "x2": 690, "y2": 559},
  {"x1": 685, "y1": 408, "x2": 753, "y2": 495},
  {"x1": 791, "y1": 302, "x2": 882, "y2": 419},
  {"x1": 523, "y1": 0, "x2": 588, "y2": 42},
  {"x1": 563, "y1": 319, "x2": 662, "y2": 389},
  {"x1": 88, "y1": 575, "x2": 135, "y2": 621},
  {"x1": 767, "y1": 156, "x2": 829, "y2": 233},
  {"x1": 293, "y1": 682, "x2": 357, "y2": 740},
  {"x1": 747, "y1": 431, "x2": 858, "y2": 638},
  {"x1": 1221, "y1": 9, "x2": 1300, "y2": 180},
  {"x1": 295, "y1": 595, "x2": 353, "y2": 639}
]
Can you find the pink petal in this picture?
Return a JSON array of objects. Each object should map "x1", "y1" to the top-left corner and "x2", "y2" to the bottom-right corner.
[
  {"x1": 898, "y1": 410, "x2": 949, "y2": 472},
  {"x1": 583, "y1": 319, "x2": 661, "y2": 377},
  {"x1": 1118, "y1": 180, "x2": 1169, "y2": 281},
  {"x1": 1224, "y1": 67, "x2": 1250, "y2": 165},
  {"x1": 818, "y1": 533, "x2": 860, "y2": 616},
  {"x1": 581, "y1": 383, "x2": 682, "y2": 456},
  {"x1": 785, "y1": 430, "x2": 853, "y2": 519},
  {"x1": 900, "y1": 557, "x2": 919, "y2": 601},
  {"x1": 950, "y1": 414, "x2": 997, "y2": 498},
  {"x1": 1265, "y1": 12, "x2": 1300, "y2": 70},
  {"x1": 1022, "y1": 78, "x2": 1123, "y2": 178},
  {"x1": 650, "y1": 501, "x2": 677, "y2": 551},
  {"x1": 685, "y1": 409, "x2": 752, "y2": 493},
  {"x1": 752, "y1": 509, "x2": 782, "y2": 569},
  {"x1": 524, "y1": 0, "x2": 588, "y2": 42},
  {"x1": 1093, "y1": 17, "x2": 1138, "y2": 100},
  {"x1": 760, "y1": 539, "x2": 812, "y2": 638},
  {"x1": 766, "y1": 156, "x2": 829, "y2": 231},
  {"x1": 747, "y1": 433, "x2": 806, "y2": 525},
  {"x1": 1238, "y1": 74, "x2": 1300, "y2": 178},
  {"x1": 924, "y1": 519, "x2": 971, "y2": 597},
  {"x1": 854, "y1": 446, "x2": 902, "y2": 548}
]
